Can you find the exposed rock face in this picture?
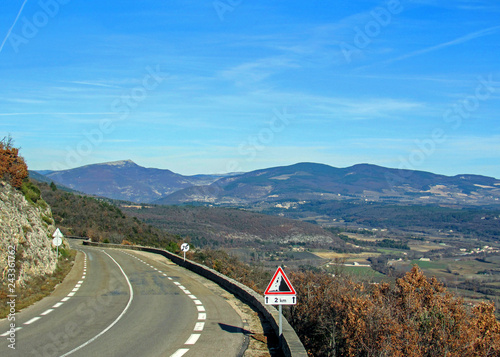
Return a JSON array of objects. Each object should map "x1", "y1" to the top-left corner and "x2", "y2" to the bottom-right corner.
[{"x1": 0, "y1": 181, "x2": 57, "y2": 287}]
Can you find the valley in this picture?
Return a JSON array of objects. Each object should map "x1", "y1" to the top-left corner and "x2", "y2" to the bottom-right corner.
[{"x1": 36, "y1": 160, "x2": 500, "y2": 310}]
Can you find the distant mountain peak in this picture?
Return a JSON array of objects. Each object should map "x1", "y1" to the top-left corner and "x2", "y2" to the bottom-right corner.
[{"x1": 98, "y1": 159, "x2": 137, "y2": 167}]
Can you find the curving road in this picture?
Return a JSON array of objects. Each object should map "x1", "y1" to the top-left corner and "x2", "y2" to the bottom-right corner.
[{"x1": 1, "y1": 240, "x2": 248, "y2": 357}]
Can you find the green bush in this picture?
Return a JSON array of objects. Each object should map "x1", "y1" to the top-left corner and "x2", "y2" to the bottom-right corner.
[{"x1": 21, "y1": 181, "x2": 41, "y2": 204}]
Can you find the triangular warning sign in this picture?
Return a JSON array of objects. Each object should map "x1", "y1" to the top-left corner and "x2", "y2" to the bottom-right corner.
[{"x1": 264, "y1": 267, "x2": 296, "y2": 295}]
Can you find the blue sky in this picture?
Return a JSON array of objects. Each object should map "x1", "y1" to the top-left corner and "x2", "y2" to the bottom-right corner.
[{"x1": 1, "y1": 0, "x2": 499, "y2": 177}]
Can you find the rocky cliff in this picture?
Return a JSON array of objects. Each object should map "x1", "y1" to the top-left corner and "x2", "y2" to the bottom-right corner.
[{"x1": 0, "y1": 181, "x2": 57, "y2": 287}]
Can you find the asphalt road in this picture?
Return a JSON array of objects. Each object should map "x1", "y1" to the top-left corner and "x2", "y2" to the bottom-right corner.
[{"x1": 1, "y1": 240, "x2": 248, "y2": 357}]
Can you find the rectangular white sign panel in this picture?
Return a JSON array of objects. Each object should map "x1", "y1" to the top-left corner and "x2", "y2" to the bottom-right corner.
[{"x1": 265, "y1": 295, "x2": 297, "y2": 305}]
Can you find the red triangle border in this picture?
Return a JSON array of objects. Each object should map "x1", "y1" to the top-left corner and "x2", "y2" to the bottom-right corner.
[{"x1": 264, "y1": 266, "x2": 296, "y2": 295}]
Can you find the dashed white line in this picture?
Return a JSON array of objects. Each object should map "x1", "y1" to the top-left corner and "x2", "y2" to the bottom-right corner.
[
  {"x1": 53, "y1": 302, "x2": 63, "y2": 308},
  {"x1": 0, "y1": 327, "x2": 21, "y2": 337},
  {"x1": 124, "y1": 251, "x2": 207, "y2": 354},
  {"x1": 185, "y1": 334, "x2": 201, "y2": 345},
  {"x1": 194, "y1": 322, "x2": 205, "y2": 331},
  {"x1": 24, "y1": 316, "x2": 41, "y2": 325},
  {"x1": 41, "y1": 309, "x2": 54, "y2": 316},
  {"x1": 170, "y1": 349, "x2": 189, "y2": 357}
]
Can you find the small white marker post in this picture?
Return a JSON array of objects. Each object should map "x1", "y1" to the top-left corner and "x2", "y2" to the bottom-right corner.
[
  {"x1": 52, "y1": 228, "x2": 63, "y2": 259},
  {"x1": 180, "y1": 243, "x2": 190, "y2": 262}
]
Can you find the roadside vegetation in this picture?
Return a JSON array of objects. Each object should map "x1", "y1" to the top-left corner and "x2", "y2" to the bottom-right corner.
[
  {"x1": 0, "y1": 138, "x2": 77, "y2": 318},
  {"x1": 0, "y1": 136, "x2": 28, "y2": 189},
  {"x1": 0, "y1": 247, "x2": 76, "y2": 319},
  {"x1": 288, "y1": 265, "x2": 500, "y2": 356}
]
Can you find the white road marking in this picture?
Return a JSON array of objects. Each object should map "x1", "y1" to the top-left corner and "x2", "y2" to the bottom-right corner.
[
  {"x1": 60, "y1": 250, "x2": 134, "y2": 357},
  {"x1": 24, "y1": 316, "x2": 41, "y2": 325},
  {"x1": 174, "y1": 282, "x2": 181, "y2": 286},
  {"x1": 0, "y1": 327, "x2": 21, "y2": 337},
  {"x1": 183, "y1": 290, "x2": 191, "y2": 295},
  {"x1": 170, "y1": 349, "x2": 189, "y2": 357},
  {"x1": 194, "y1": 322, "x2": 205, "y2": 331},
  {"x1": 61, "y1": 297, "x2": 70, "y2": 302},
  {"x1": 67, "y1": 292, "x2": 75, "y2": 297},
  {"x1": 188, "y1": 295, "x2": 197, "y2": 299},
  {"x1": 41, "y1": 309, "x2": 54, "y2": 316},
  {"x1": 194, "y1": 300, "x2": 202, "y2": 305},
  {"x1": 196, "y1": 306, "x2": 205, "y2": 312},
  {"x1": 185, "y1": 334, "x2": 201, "y2": 345},
  {"x1": 53, "y1": 302, "x2": 63, "y2": 308},
  {"x1": 198, "y1": 313, "x2": 206, "y2": 320}
]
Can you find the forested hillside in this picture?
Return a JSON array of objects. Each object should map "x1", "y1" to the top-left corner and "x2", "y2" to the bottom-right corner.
[
  {"x1": 267, "y1": 200, "x2": 500, "y2": 241},
  {"x1": 37, "y1": 181, "x2": 182, "y2": 251},
  {"x1": 120, "y1": 204, "x2": 347, "y2": 250}
]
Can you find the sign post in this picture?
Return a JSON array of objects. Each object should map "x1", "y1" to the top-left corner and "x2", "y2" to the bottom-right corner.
[
  {"x1": 52, "y1": 228, "x2": 63, "y2": 258},
  {"x1": 180, "y1": 243, "x2": 190, "y2": 262},
  {"x1": 264, "y1": 266, "x2": 297, "y2": 346}
]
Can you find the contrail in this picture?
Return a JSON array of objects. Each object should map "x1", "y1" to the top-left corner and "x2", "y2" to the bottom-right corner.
[
  {"x1": 356, "y1": 25, "x2": 500, "y2": 71},
  {"x1": 0, "y1": 0, "x2": 29, "y2": 54}
]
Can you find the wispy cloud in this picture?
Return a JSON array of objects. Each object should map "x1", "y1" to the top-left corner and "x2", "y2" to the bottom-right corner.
[
  {"x1": 68, "y1": 81, "x2": 122, "y2": 89},
  {"x1": 0, "y1": 0, "x2": 28, "y2": 54},
  {"x1": 219, "y1": 57, "x2": 300, "y2": 86},
  {"x1": 2, "y1": 98, "x2": 47, "y2": 105},
  {"x1": 0, "y1": 112, "x2": 115, "y2": 116},
  {"x1": 360, "y1": 26, "x2": 500, "y2": 69}
]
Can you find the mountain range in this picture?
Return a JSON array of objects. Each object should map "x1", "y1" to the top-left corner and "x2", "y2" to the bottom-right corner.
[
  {"x1": 38, "y1": 160, "x2": 227, "y2": 203},
  {"x1": 35, "y1": 160, "x2": 500, "y2": 207}
]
